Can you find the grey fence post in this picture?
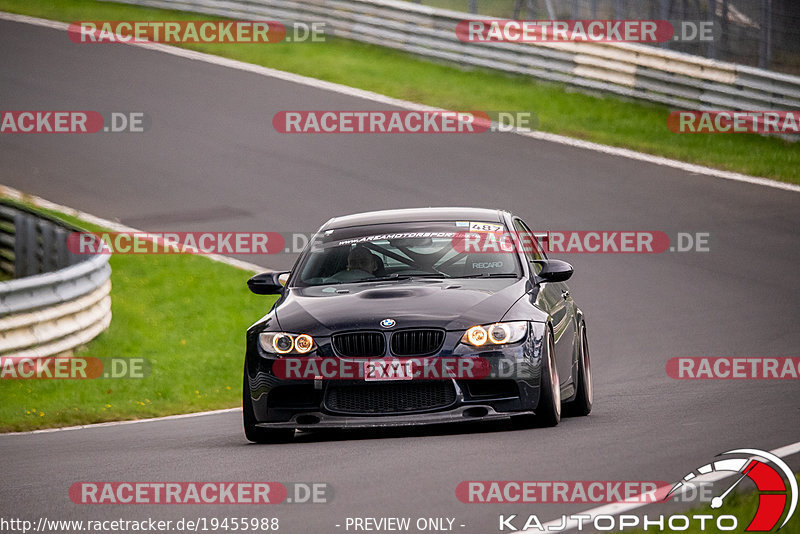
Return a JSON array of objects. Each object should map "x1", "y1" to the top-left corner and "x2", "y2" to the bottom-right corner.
[
  {"x1": 759, "y1": 0, "x2": 772, "y2": 69},
  {"x1": 526, "y1": 0, "x2": 537, "y2": 18},
  {"x1": 614, "y1": 0, "x2": 624, "y2": 20}
]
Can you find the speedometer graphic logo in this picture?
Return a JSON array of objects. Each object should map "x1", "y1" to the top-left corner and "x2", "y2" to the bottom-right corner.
[{"x1": 666, "y1": 449, "x2": 797, "y2": 531}]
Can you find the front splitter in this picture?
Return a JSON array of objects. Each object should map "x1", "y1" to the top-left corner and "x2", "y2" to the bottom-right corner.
[{"x1": 256, "y1": 405, "x2": 528, "y2": 429}]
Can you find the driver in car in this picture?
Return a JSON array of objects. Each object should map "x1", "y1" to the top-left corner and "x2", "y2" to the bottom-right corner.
[{"x1": 346, "y1": 245, "x2": 378, "y2": 277}]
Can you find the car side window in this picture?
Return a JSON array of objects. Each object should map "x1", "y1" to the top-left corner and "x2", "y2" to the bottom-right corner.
[{"x1": 514, "y1": 219, "x2": 545, "y2": 274}]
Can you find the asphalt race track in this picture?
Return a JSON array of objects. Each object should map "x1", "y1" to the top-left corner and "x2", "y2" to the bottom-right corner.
[{"x1": 1, "y1": 17, "x2": 799, "y2": 534}]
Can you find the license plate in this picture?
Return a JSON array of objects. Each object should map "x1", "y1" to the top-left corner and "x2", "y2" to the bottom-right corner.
[{"x1": 364, "y1": 359, "x2": 414, "y2": 381}]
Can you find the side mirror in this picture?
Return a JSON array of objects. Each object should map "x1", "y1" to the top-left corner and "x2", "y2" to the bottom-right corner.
[
  {"x1": 247, "y1": 271, "x2": 289, "y2": 295},
  {"x1": 535, "y1": 259, "x2": 573, "y2": 283}
]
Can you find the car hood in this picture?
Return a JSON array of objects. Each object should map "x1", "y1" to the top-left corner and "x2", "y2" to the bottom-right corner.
[{"x1": 275, "y1": 278, "x2": 528, "y2": 334}]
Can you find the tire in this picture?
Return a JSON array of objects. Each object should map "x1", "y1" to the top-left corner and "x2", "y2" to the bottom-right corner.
[
  {"x1": 564, "y1": 321, "x2": 593, "y2": 417},
  {"x1": 243, "y1": 370, "x2": 294, "y2": 444},
  {"x1": 535, "y1": 326, "x2": 561, "y2": 427}
]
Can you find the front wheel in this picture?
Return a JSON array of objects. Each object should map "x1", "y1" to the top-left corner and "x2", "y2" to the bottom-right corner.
[
  {"x1": 564, "y1": 321, "x2": 593, "y2": 417},
  {"x1": 534, "y1": 326, "x2": 561, "y2": 427},
  {"x1": 243, "y1": 370, "x2": 294, "y2": 443}
]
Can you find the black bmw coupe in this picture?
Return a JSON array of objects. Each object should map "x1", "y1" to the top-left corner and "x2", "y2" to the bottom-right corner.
[{"x1": 243, "y1": 207, "x2": 592, "y2": 442}]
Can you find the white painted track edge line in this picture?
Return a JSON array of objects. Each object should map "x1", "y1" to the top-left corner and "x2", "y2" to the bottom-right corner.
[
  {"x1": 0, "y1": 407, "x2": 242, "y2": 436},
  {"x1": 1, "y1": 11, "x2": 797, "y2": 194},
  {"x1": 0, "y1": 184, "x2": 266, "y2": 273},
  {"x1": 0, "y1": 183, "x2": 262, "y2": 436}
]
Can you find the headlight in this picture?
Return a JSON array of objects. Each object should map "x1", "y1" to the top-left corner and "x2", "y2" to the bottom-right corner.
[
  {"x1": 461, "y1": 321, "x2": 527, "y2": 347},
  {"x1": 259, "y1": 332, "x2": 317, "y2": 355}
]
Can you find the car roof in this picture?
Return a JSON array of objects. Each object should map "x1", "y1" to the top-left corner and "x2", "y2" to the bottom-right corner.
[{"x1": 321, "y1": 207, "x2": 508, "y2": 230}]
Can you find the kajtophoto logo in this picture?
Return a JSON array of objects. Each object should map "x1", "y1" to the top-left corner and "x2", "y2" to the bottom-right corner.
[
  {"x1": 495, "y1": 448, "x2": 796, "y2": 531},
  {"x1": 667, "y1": 449, "x2": 797, "y2": 531}
]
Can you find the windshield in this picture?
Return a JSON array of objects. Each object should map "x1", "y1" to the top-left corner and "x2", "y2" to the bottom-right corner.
[{"x1": 293, "y1": 221, "x2": 523, "y2": 287}]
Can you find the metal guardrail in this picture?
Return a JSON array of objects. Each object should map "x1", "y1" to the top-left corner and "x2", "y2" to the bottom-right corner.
[
  {"x1": 0, "y1": 202, "x2": 112, "y2": 359},
  {"x1": 411, "y1": 0, "x2": 800, "y2": 75},
  {"x1": 105, "y1": 0, "x2": 800, "y2": 111}
]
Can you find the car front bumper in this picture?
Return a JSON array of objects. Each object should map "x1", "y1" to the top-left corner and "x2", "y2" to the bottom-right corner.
[
  {"x1": 255, "y1": 404, "x2": 529, "y2": 429},
  {"x1": 245, "y1": 322, "x2": 548, "y2": 429}
]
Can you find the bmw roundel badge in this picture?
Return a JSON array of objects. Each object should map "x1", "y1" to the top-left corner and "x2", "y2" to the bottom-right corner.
[{"x1": 380, "y1": 318, "x2": 396, "y2": 328}]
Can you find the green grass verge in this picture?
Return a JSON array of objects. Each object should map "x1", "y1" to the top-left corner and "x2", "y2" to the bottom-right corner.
[
  {"x1": 0, "y1": 197, "x2": 276, "y2": 432},
  {"x1": 619, "y1": 474, "x2": 800, "y2": 534},
  {"x1": 0, "y1": 0, "x2": 797, "y2": 184}
]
